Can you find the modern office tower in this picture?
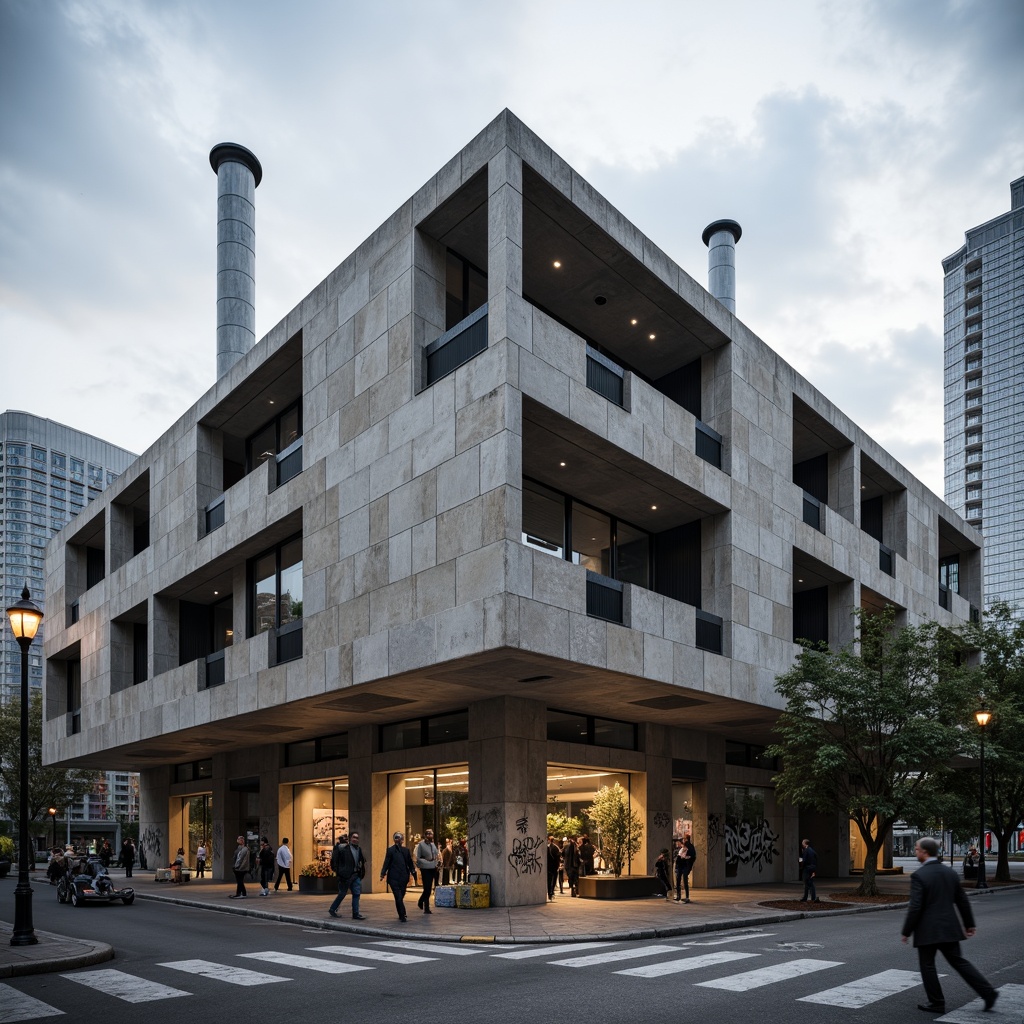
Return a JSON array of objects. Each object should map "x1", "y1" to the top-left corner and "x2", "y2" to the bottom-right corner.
[
  {"x1": 43, "y1": 112, "x2": 980, "y2": 904},
  {"x1": 942, "y1": 177, "x2": 1024, "y2": 610},
  {"x1": 0, "y1": 411, "x2": 137, "y2": 701}
]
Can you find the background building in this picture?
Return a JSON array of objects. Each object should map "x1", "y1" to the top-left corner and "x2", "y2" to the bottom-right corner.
[
  {"x1": 942, "y1": 177, "x2": 1024, "y2": 610},
  {"x1": 1, "y1": 411, "x2": 139, "y2": 846},
  {"x1": 43, "y1": 112, "x2": 980, "y2": 904}
]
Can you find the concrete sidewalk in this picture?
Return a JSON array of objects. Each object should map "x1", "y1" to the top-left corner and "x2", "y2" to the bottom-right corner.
[{"x1": 2, "y1": 863, "x2": 1021, "y2": 976}]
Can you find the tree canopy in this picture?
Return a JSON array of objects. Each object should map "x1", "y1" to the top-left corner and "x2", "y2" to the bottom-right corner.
[
  {"x1": 586, "y1": 783, "x2": 643, "y2": 877},
  {"x1": 768, "y1": 607, "x2": 972, "y2": 895},
  {"x1": 0, "y1": 689, "x2": 99, "y2": 829}
]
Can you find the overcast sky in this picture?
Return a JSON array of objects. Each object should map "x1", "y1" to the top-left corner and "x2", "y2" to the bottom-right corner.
[{"x1": 1, "y1": 0, "x2": 1021, "y2": 496}]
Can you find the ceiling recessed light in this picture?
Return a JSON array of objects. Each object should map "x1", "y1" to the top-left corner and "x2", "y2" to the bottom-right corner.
[
  {"x1": 630, "y1": 318, "x2": 638, "y2": 325},
  {"x1": 559, "y1": 461, "x2": 566, "y2": 467},
  {"x1": 269, "y1": 399, "x2": 275, "y2": 405},
  {"x1": 553, "y1": 260, "x2": 561, "y2": 268},
  {"x1": 651, "y1": 505, "x2": 657, "y2": 510},
  {"x1": 797, "y1": 578, "x2": 804, "y2": 583},
  {"x1": 649, "y1": 333, "x2": 656, "y2": 340},
  {"x1": 214, "y1": 590, "x2": 219, "y2": 595}
]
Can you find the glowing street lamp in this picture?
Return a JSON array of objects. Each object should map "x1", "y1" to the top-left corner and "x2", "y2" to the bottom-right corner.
[
  {"x1": 975, "y1": 707, "x2": 991, "y2": 891},
  {"x1": 6, "y1": 584, "x2": 43, "y2": 946}
]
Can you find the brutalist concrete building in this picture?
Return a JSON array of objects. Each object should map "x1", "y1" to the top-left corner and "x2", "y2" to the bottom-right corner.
[{"x1": 43, "y1": 111, "x2": 980, "y2": 906}]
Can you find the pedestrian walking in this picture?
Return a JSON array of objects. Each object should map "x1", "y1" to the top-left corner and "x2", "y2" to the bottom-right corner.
[
  {"x1": 579, "y1": 834, "x2": 595, "y2": 877},
  {"x1": 380, "y1": 832, "x2": 417, "y2": 922},
  {"x1": 546, "y1": 835, "x2": 562, "y2": 901},
  {"x1": 562, "y1": 836, "x2": 580, "y2": 897},
  {"x1": 120, "y1": 838, "x2": 135, "y2": 879},
  {"x1": 195, "y1": 840, "x2": 207, "y2": 878},
  {"x1": 328, "y1": 831, "x2": 367, "y2": 919},
  {"x1": 674, "y1": 833, "x2": 696, "y2": 902},
  {"x1": 799, "y1": 838, "x2": 820, "y2": 902},
  {"x1": 440, "y1": 838, "x2": 455, "y2": 886},
  {"x1": 100, "y1": 839, "x2": 113, "y2": 868},
  {"x1": 229, "y1": 835, "x2": 249, "y2": 898},
  {"x1": 274, "y1": 837, "x2": 293, "y2": 890},
  {"x1": 901, "y1": 836, "x2": 998, "y2": 1014},
  {"x1": 962, "y1": 846, "x2": 979, "y2": 881},
  {"x1": 257, "y1": 837, "x2": 275, "y2": 895},
  {"x1": 414, "y1": 829, "x2": 439, "y2": 913},
  {"x1": 654, "y1": 848, "x2": 672, "y2": 898}
]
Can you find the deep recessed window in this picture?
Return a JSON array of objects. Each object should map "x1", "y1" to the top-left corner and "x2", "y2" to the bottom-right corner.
[
  {"x1": 246, "y1": 401, "x2": 302, "y2": 474},
  {"x1": 546, "y1": 709, "x2": 637, "y2": 750},
  {"x1": 250, "y1": 536, "x2": 303, "y2": 637},
  {"x1": 286, "y1": 732, "x2": 349, "y2": 766},
  {"x1": 445, "y1": 250, "x2": 487, "y2": 330},
  {"x1": 174, "y1": 759, "x2": 213, "y2": 784},
  {"x1": 379, "y1": 711, "x2": 469, "y2": 753}
]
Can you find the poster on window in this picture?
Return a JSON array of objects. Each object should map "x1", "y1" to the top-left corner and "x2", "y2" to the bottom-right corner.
[{"x1": 312, "y1": 808, "x2": 348, "y2": 860}]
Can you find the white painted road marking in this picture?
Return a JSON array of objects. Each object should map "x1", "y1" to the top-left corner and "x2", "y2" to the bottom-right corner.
[
  {"x1": 371, "y1": 941, "x2": 488, "y2": 956},
  {"x1": 681, "y1": 933, "x2": 776, "y2": 946},
  {"x1": 616, "y1": 950, "x2": 759, "y2": 978},
  {"x1": 798, "y1": 968, "x2": 927, "y2": 1008},
  {"x1": 307, "y1": 945, "x2": 437, "y2": 964},
  {"x1": 158, "y1": 959, "x2": 289, "y2": 986},
  {"x1": 696, "y1": 958, "x2": 843, "y2": 990},
  {"x1": 0, "y1": 983, "x2": 64, "y2": 1021},
  {"x1": 62, "y1": 969, "x2": 191, "y2": 1003},
  {"x1": 492, "y1": 942, "x2": 616, "y2": 959},
  {"x1": 239, "y1": 951, "x2": 373, "y2": 974},
  {"x1": 550, "y1": 944, "x2": 682, "y2": 968},
  {"x1": 937, "y1": 984, "x2": 1024, "y2": 1023}
]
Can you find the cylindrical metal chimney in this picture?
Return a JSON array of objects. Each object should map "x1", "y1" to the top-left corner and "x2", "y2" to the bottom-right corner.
[
  {"x1": 702, "y1": 219, "x2": 742, "y2": 314},
  {"x1": 210, "y1": 142, "x2": 263, "y2": 378}
]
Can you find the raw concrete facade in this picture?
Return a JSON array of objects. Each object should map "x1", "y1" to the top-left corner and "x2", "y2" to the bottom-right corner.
[{"x1": 43, "y1": 112, "x2": 980, "y2": 906}]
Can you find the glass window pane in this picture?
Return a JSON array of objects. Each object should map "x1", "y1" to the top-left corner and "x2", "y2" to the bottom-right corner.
[
  {"x1": 253, "y1": 553, "x2": 277, "y2": 634},
  {"x1": 445, "y1": 251, "x2": 465, "y2": 329},
  {"x1": 522, "y1": 480, "x2": 564, "y2": 557},
  {"x1": 426, "y1": 711, "x2": 468, "y2": 744},
  {"x1": 280, "y1": 405, "x2": 301, "y2": 448},
  {"x1": 547, "y1": 710, "x2": 589, "y2": 744},
  {"x1": 287, "y1": 740, "x2": 316, "y2": 766},
  {"x1": 380, "y1": 719, "x2": 423, "y2": 752},
  {"x1": 466, "y1": 263, "x2": 487, "y2": 316},
  {"x1": 279, "y1": 559, "x2": 303, "y2": 625},
  {"x1": 248, "y1": 422, "x2": 277, "y2": 469},
  {"x1": 616, "y1": 521, "x2": 649, "y2": 586},
  {"x1": 319, "y1": 733, "x2": 349, "y2": 760},
  {"x1": 212, "y1": 597, "x2": 233, "y2": 651},
  {"x1": 571, "y1": 503, "x2": 611, "y2": 575},
  {"x1": 593, "y1": 717, "x2": 636, "y2": 750}
]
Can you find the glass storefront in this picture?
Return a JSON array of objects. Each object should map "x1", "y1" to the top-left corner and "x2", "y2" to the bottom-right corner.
[
  {"x1": 387, "y1": 765, "x2": 469, "y2": 847},
  {"x1": 292, "y1": 778, "x2": 349, "y2": 870},
  {"x1": 181, "y1": 793, "x2": 213, "y2": 867},
  {"x1": 547, "y1": 766, "x2": 634, "y2": 872}
]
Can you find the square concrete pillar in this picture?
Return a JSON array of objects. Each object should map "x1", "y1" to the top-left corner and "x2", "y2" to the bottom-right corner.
[
  {"x1": 344, "y1": 725, "x2": 375, "y2": 889},
  {"x1": 467, "y1": 695, "x2": 547, "y2": 906},
  {"x1": 696, "y1": 756, "x2": 727, "y2": 888},
  {"x1": 138, "y1": 765, "x2": 171, "y2": 870},
  {"x1": 487, "y1": 148, "x2": 524, "y2": 348}
]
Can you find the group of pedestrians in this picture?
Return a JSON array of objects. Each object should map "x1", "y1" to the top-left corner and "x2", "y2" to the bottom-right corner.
[
  {"x1": 229, "y1": 835, "x2": 293, "y2": 898},
  {"x1": 545, "y1": 834, "x2": 599, "y2": 899},
  {"x1": 653, "y1": 833, "x2": 697, "y2": 901}
]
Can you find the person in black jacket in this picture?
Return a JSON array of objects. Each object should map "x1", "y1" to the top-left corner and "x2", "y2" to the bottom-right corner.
[
  {"x1": 380, "y1": 832, "x2": 417, "y2": 922},
  {"x1": 561, "y1": 837, "x2": 581, "y2": 897},
  {"x1": 674, "y1": 834, "x2": 696, "y2": 903},
  {"x1": 901, "y1": 837, "x2": 998, "y2": 1014},
  {"x1": 328, "y1": 832, "x2": 367, "y2": 919},
  {"x1": 546, "y1": 835, "x2": 561, "y2": 901},
  {"x1": 799, "y1": 838, "x2": 820, "y2": 902}
]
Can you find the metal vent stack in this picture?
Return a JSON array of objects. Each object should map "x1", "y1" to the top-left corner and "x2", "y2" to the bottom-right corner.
[{"x1": 702, "y1": 219, "x2": 742, "y2": 314}]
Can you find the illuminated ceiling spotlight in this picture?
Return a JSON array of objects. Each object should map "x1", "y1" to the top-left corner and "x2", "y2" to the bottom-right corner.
[
  {"x1": 553, "y1": 260, "x2": 562, "y2": 268},
  {"x1": 630, "y1": 318, "x2": 638, "y2": 325},
  {"x1": 648, "y1": 333, "x2": 656, "y2": 340}
]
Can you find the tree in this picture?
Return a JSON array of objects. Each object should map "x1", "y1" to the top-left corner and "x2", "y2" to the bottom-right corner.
[
  {"x1": 0, "y1": 689, "x2": 99, "y2": 832},
  {"x1": 546, "y1": 811, "x2": 584, "y2": 840},
  {"x1": 768, "y1": 608, "x2": 971, "y2": 895},
  {"x1": 960, "y1": 604, "x2": 1024, "y2": 882},
  {"x1": 586, "y1": 783, "x2": 643, "y2": 877}
]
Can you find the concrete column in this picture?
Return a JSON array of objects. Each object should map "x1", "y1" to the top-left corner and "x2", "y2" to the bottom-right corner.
[
  {"x1": 467, "y1": 695, "x2": 546, "y2": 907},
  {"x1": 486, "y1": 148, "x2": 524, "y2": 348},
  {"x1": 138, "y1": 766, "x2": 171, "y2": 870},
  {"x1": 698, "y1": 744, "x2": 727, "y2": 888},
  {"x1": 346, "y1": 725, "x2": 375, "y2": 890},
  {"x1": 831, "y1": 445, "x2": 857, "y2": 526},
  {"x1": 643, "y1": 725, "x2": 673, "y2": 874}
]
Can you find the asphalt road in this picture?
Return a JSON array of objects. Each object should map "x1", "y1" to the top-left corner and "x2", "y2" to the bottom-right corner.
[{"x1": 4, "y1": 888, "x2": 1023, "y2": 1023}]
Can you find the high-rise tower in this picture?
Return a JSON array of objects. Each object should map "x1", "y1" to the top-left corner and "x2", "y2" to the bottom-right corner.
[{"x1": 942, "y1": 176, "x2": 1024, "y2": 609}]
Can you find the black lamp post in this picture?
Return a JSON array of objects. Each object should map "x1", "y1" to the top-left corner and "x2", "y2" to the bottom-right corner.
[
  {"x1": 975, "y1": 707, "x2": 991, "y2": 891},
  {"x1": 48, "y1": 808, "x2": 57, "y2": 849},
  {"x1": 6, "y1": 584, "x2": 43, "y2": 946}
]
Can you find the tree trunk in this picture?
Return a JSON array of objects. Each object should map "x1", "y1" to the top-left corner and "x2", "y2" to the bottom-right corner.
[
  {"x1": 855, "y1": 833, "x2": 887, "y2": 896},
  {"x1": 993, "y1": 825, "x2": 1015, "y2": 883}
]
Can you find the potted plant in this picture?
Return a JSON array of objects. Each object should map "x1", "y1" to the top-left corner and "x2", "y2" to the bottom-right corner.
[
  {"x1": 298, "y1": 859, "x2": 335, "y2": 893},
  {"x1": 0, "y1": 835, "x2": 13, "y2": 878}
]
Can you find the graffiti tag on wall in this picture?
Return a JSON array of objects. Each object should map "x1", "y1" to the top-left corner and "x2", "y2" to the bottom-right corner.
[
  {"x1": 725, "y1": 818, "x2": 780, "y2": 875},
  {"x1": 508, "y1": 835, "x2": 543, "y2": 876}
]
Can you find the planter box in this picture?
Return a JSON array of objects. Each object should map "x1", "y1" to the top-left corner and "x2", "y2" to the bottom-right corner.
[
  {"x1": 298, "y1": 875, "x2": 336, "y2": 894},
  {"x1": 577, "y1": 874, "x2": 661, "y2": 900}
]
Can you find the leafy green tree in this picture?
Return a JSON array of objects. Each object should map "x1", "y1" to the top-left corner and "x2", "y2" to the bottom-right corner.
[
  {"x1": 586, "y1": 783, "x2": 643, "y2": 877},
  {"x1": 768, "y1": 608, "x2": 971, "y2": 895},
  {"x1": 0, "y1": 690, "x2": 98, "y2": 834},
  {"x1": 960, "y1": 604, "x2": 1024, "y2": 882},
  {"x1": 546, "y1": 811, "x2": 584, "y2": 840}
]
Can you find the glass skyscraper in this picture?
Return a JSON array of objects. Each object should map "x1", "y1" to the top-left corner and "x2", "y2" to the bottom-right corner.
[
  {"x1": 0, "y1": 411, "x2": 137, "y2": 701},
  {"x1": 942, "y1": 176, "x2": 1024, "y2": 610}
]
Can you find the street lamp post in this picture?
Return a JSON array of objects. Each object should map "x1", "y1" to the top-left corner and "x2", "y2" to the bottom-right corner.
[
  {"x1": 975, "y1": 707, "x2": 991, "y2": 891},
  {"x1": 6, "y1": 584, "x2": 44, "y2": 946},
  {"x1": 48, "y1": 808, "x2": 57, "y2": 849}
]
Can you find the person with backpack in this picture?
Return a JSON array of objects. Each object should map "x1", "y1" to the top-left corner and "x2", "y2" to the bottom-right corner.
[{"x1": 328, "y1": 831, "x2": 367, "y2": 919}]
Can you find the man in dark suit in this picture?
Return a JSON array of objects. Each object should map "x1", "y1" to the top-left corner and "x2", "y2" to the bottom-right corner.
[
  {"x1": 901, "y1": 836, "x2": 998, "y2": 1014},
  {"x1": 380, "y1": 832, "x2": 417, "y2": 922},
  {"x1": 799, "y1": 838, "x2": 820, "y2": 902}
]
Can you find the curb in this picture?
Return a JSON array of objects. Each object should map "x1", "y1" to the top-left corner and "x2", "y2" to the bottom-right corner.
[{"x1": 0, "y1": 932, "x2": 114, "y2": 978}]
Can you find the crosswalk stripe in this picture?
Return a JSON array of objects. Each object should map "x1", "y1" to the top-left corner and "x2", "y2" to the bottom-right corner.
[
  {"x1": 616, "y1": 950, "x2": 759, "y2": 978},
  {"x1": 798, "y1": 968, "x2": 924, "y2": 1008},
  {"x1": 158, "y1": 960, "x2": 289, "y2": 987},
  {"x1": 681, "y1": 932, "x2": 776, "y2": 946},
  {"x1": 695, "y1": 958, "x2": 843, "y2": 990},
  {"x1": 0, "y1": 982, "x2": 64, "y2": 1021},
  {"x1": 937, "y1": 984, "x2": 1024, "y2": 1023},
  {"x1": 550, "y1": 944, "x2": 682, "y2": 968},
  {"x1": 61, "y1": 969, "x2": 190, "y2": 1003},
  {"x1": 371, "y1": 941, "x2": 488, "y2": 956},
  {"x1": 307, "y1": 945, "x2": 436, "y2": 964},
  {"x1": 239, "y1": 952, "x2": 373, "y2": 974},
  {"x1": 492, "y1": 942, "x2": 616, "y2": 960}
]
